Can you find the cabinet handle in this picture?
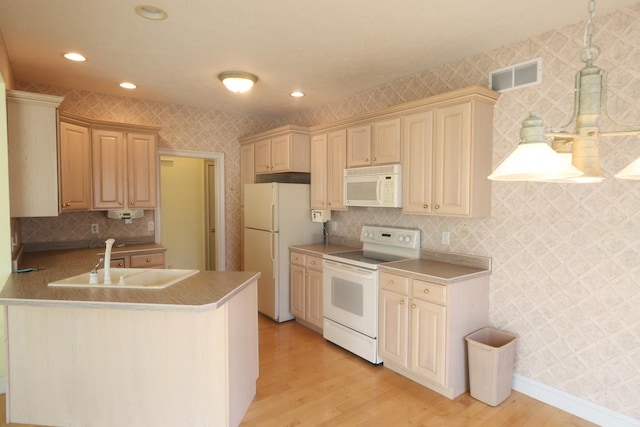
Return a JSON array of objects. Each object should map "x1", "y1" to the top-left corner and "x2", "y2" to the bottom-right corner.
[
  {"x1": 423, "y1": 204, "x2": 429, "y2": 209},
  {"x1": 311, "y1": 260, "x2": 316, "y2": 265},
  {"x1": 399, "y1": 300, "x2": 404, "y2": 305},
  {"x1": 298, "y1": 271, "x2": 303, "y2": 275},
  {"x1": 146, "y1": 258, "x2": 151, "y2": 263},
  {"x1": 424, "y1": 289, "x2": 430, "y2": 294},
  {"x1": 411, "y1": 304, "x2": 417, "y2": 309},
  {"x1": 365, "y1": 157, "x2": 369, "y2": 163},
  {"x1": 327, "y1": 202, "x2": 331, "y2": 206},
  {"x1": 388, "y1": 280, "x2": 394, "y2": 285},
  {"x1": 130, "y1": 201, "x2": 135, "y2": 206},
  {"x1": 372, "y1": 157, "x2": 377, "y2": 162},
  {"x1": 435, "y1": 204, "x2": 440, "y2": 210},
  {"x1": 305, "y1": 273, "x2": 309, "y2": 277}
]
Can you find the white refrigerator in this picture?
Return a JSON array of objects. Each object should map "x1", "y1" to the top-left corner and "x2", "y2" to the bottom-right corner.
[{"x1": 243, "y1": 183, "x2": 322, "y2": 322}]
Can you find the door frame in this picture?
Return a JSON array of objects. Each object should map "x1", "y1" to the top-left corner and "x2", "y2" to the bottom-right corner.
[{"x1": 155, "y1": 149, "x2": 226, "y2": 271}]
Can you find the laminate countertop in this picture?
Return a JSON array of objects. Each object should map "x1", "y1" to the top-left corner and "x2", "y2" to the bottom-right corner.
[
  {"x1": 0, "y1": 246, "x2": 260, "y2": 311},
  {"x1": 291, "y1": 244, "x2": 491, "y2": 285}
]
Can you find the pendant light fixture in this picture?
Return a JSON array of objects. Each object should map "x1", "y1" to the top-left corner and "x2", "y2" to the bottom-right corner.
[
  {"x1": 489, "y1": 0, "x2": 640, "y2": 183},
  {"x1": 218, "y1": 71, "x2": 258, "y2": 94}
]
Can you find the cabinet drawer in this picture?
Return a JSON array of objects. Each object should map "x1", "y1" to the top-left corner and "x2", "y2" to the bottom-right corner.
[
  {"x1": 290, "y1": 251, "x2": 306, "y2": 266},
  {"x1": 412, "y1": 280, "x2": 446, "y2": 305},
  {"x1": 380, "y1": 272, "x2": 409, "y2": 294},
  {"x1": 130, "y1": 252, "x2": 165, "y2": 268},
  {"x1": 306, "y1": 255, "x2": 323, "y2": 271},
  {"x1": 110, "y1": 258, "x2": 126, "y2": 268}
]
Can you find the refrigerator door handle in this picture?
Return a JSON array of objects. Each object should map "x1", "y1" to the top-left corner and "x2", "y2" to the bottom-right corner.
[
  {"x1": 271, "y1": 203, "x2": 276, "y2": 231},
  {"x1": 270, "y1": 233, "x2": 276, "y2": 279}
]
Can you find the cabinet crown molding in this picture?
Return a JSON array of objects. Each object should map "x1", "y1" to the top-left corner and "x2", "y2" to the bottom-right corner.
[
  {"x1": 239, "y1": 124, "x2": 310, "y2": 145},
  {"x1": 59, "y1": 111, "x2": 161, "y2": 133}
]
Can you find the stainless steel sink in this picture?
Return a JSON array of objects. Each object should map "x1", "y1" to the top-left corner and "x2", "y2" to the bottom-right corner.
[{"x1": 48, "y1": 268, "x2": 199, "y2": 289}]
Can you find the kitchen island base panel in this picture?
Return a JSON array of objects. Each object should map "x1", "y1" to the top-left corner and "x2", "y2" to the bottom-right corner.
[{"x1": 5, "y1": 280, "x2": 258, "y2": 427}]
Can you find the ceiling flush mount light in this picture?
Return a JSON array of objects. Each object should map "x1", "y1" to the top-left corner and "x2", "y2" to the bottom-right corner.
[
  {"x1": 63, "y1": 52, "x2": 86, "y2": 62},
  {"x1": 134, "y1": 5, "x2": 168, "y2": 20},
  {"x1": 120, "y1": 82, "x2": 137, "y2": 89},
  {"x1": 290, "y1": 91, "x2": 305, "y2": 98},
  {"x1": 218, "y1": 71, "x2": 258, "y2": 94},
  {"x1": 489, "y1": 0, "x2": 640, "y2": 183}
]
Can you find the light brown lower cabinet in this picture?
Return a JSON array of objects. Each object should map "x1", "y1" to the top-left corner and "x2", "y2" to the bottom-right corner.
[
  {"x1": 378, "y1": 270, "x2": 489, "y2": 399},
  {"x1": 290, "y1": 251, "x2": 323, "y2": 331}
]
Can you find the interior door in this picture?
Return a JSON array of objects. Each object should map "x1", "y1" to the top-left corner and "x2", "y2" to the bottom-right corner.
[{"x1": 243, "y1": 227, "x2": 277, "y2": 320}]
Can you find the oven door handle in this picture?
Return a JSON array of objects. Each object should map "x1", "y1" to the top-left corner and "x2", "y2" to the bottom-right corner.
[{"x1": 324, "y1": 259, "x2": 375, "y2": 276}]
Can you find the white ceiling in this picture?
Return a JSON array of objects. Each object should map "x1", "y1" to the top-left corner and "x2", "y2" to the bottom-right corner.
[{"x1": 1, "y1": 0, "x2": 638, "y2": 116}]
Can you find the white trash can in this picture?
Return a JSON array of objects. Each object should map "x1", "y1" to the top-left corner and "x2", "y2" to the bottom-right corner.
[{"x1": 465, "y1": 327, "x2": 517, "y2": 406}]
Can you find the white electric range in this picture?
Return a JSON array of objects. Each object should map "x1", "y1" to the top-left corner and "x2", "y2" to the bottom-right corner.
[{"x1": 322, "y1": 225, "x2": 421, "y2": 364}]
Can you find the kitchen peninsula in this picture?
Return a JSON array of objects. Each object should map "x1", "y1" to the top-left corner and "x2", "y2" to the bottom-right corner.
[{"x1": 0, "y1": 248, "x2": 259, "y2": 427}]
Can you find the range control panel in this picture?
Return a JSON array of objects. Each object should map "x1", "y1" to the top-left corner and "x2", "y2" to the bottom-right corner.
[{"x1": 360, "y1": 225, "x2": 420, "y2": 250}]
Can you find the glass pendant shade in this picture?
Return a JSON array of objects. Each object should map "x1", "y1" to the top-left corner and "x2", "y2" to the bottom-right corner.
[
  {"x1": 488, "y1": 142, "x2": 584, "y2": 181},
  {"x1": 615, "y1": 157, "x2": 640, "y2": 179},
  {"x1": 218, "y1": 71, "x2": 258, "y2": 93},
  {"x1": 488, "y1": 113, "x2": 584, "y2": 181}
]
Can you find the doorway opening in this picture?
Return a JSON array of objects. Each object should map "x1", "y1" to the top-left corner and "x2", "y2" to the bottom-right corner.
[{"x1": 156, "y1": 149, "x2": 225, "y2": 271}]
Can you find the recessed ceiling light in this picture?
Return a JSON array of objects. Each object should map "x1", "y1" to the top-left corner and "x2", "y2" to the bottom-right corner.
[
  {"x1": 120, "y1": 82, "x2": 137, "y2": 89},
  {"x1": 290, "y1": 91, "x2": 305, "y2": 98},
  {"x1": 135, "y1": 5, "x2": 168, "y2": 20},
  {"x1": 63, "y1": 52, "x2": 86, "y2": 62}
]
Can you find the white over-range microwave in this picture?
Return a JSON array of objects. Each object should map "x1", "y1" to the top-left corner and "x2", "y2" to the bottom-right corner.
[{"x1": 343, "y1": 164, "x2": 402, "y2": 208}]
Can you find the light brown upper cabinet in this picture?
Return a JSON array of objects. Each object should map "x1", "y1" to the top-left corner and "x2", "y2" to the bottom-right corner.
[
  {"x1": 59, "y1": 115, "x2": 92, "y2": 212},
  {"x1": 310, "y1": 129, "x2": 347, "y2": 210},
  {"x1": 6, "y1": 90, "x2": 64, "y2": 217},
  {"x1": 92, "y1": 129, "x2": 158, "y2": 210},
  {"x1": 402, "y1": 93, "x2": 497, "y2": 217},
  {"x1": 346, "y1": 118, "x2": 401, "y2": 168},
  {"x1": 253, "y1": 129, "x2": 310, "y2": 174}
]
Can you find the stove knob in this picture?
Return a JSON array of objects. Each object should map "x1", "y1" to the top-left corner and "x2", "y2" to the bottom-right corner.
[
  {"x1": 398, "y1": 235, "x2": 404, "y2": 242},
  {"x1": 405, "y1": 235, "x2": 412, "y2": 243}
]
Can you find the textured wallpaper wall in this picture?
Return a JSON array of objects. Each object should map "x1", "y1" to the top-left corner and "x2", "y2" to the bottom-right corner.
[{"x1": 16, "y1": 3, "x2": 640, "y2": 419}]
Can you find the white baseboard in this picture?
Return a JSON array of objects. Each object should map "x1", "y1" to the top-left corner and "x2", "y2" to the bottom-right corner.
[{"x1": 513, "y1": 374, "x2": 640, "y2": 427}]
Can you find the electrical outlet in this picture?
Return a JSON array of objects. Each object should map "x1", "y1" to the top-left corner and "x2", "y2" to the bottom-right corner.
[
  {"x1": 442, "y1": 231, "x2": 450, "y2": 245},
  {"x1": 148, "y1": 221, "x2": 155, "y2": 232},
  {"x1": 91, "y1": 224, "x2": 99, "y2": 234}
]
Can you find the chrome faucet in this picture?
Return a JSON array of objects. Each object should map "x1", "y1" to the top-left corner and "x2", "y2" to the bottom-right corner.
[{"x1": 103, "y1": 238, "x2": 115, "y2": 285}]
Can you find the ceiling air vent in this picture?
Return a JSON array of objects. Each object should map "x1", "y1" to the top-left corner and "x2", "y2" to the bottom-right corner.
[{"x1": 489, "y1": 58, "x2": 542, "y2": 92}]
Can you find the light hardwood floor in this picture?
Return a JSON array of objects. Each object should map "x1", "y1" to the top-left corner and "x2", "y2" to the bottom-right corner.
[
  {"x1": 0, "y1": 315, "x2": 596, "y2": 427},
  {"x1": 240, "y1": 316, "x2": 596, "y2": 427}
]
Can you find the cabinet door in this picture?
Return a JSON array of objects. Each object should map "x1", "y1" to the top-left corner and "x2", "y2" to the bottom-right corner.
[
  {"x1": 7, "y1": 91, "x2": 62, "y2": 217},
  {"x1": 127, "y1": 132, "x2": 157, "y2": 209},
  {"x1": 240, "y1": 144, "x2": 255, "y2": 203},
  {"x1": 402, "y1": 111, "x2": 434, "y2": 214},
  {"x1": 59, "y1": 122, "x2": 92, "y2": 211},
  {"x1": 310, "y1": 134, "x2": 328, "y2": 209},
  {"x1": 372, "y1": 118, "x2": 401, "y2": 165},
  {"x1": 346, "y1": 125, "x2": 372, "y2": 167},
  {"x1": 306, "y1": 269, "x2": 324, "y2": 329},
  {"x1": 270, "y1": 134, "x2": 292, "y2": 172},
  {"x1": 326, "y1": 130, "x2": 347, "y2": 210},
  {"x1": 92, "y1": 129, "x2": 126, "y2": 209},
  {"x1": 410, "y1": 299, "x2": 446, "y2": 386},
  {"x1": 254, "y1": 139, "x2": 272, "y2": 173},
  {"x1": 290, "y1": 264, "x2": 306, "y2": 319},
  {"x1": 433, "y1": 103, "x2": 471, "y2": 216},
  {"x1": 379, "y1": 289, "x2": 409, "y2": 368}
]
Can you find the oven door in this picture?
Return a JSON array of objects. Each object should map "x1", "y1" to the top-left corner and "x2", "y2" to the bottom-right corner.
[{"x1": 323, "y1": 259, "x2": 378, "y2": 338}]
